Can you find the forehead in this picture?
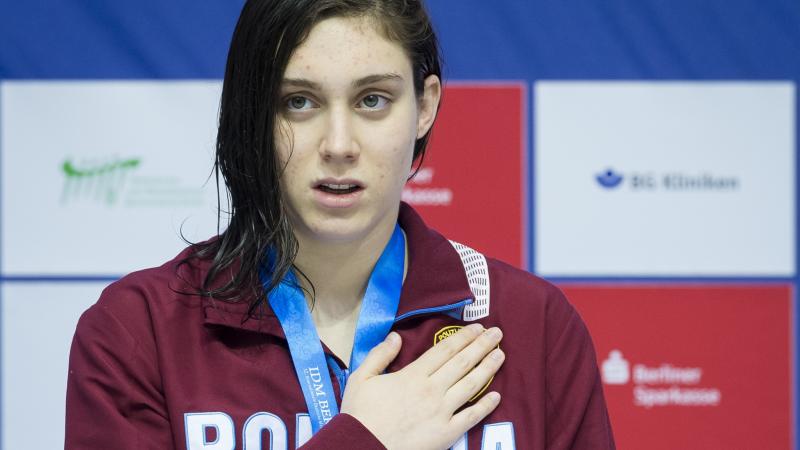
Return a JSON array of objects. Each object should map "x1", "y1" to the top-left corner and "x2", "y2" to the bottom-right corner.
[{"x1": 283, "y1": 16, "x2": 413, "y2": 85}]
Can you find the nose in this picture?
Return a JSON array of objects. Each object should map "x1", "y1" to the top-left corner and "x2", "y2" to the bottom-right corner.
[{"x1": 320, "y1": 105, "x2": 359, "y2": 161}]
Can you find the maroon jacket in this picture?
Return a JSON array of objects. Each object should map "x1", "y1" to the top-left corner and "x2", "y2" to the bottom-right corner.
[{"x1": 66, "y1": 204, "x2": 615, "y2": 449}]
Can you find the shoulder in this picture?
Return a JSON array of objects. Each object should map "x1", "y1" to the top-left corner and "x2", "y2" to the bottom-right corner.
[
  {"x1": 444, "y1": 239, "x2": 570, "y2": 321},
  {"x1": 400, "y1": 203, "x2": 588, "y2": 345},
  {"x1": 445, "y1": 233, "x2": 584, "y2": 333},
  {"x1": 75, "y1": 243, "x2": 211, "y2": 350},
  {"x1": 484, "y1": 256, "x2": 573, "y2": 317},
  {"x1": 444, "y1": 235, "x2": 576, "y2": 325},
  {"x1": 445, "y1": 240, "x2": 588, "y2": 355},
  {"x1": 482, "y1": 256, "x2": 595, "y2": 364},
  {"x1": 101, "y1": 244, "x2": 203, "y2": 312}
]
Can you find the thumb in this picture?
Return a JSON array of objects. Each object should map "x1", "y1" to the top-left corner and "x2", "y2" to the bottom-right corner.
[{"x1": 353, "y1": 332, "x2": 402, "y2": 379}]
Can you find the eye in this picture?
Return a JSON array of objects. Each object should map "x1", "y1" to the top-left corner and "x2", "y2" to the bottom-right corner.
[
  {"x1": 358, "y1": 94, "x2": 389, "y2": 110},
  {"x1": 286, "y1": 96, "x2": 317, "y2": 111}
]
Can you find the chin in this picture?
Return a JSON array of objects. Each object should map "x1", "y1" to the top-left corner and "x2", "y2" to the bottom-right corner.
[
  {"x1": 301, "y1": 208, "x2": 399, "y2": 246},
  {"x1": 286, "y1": 194, "x2": 401, "y2": 243},
  {"x1": 301, "y1": 215, "x2": 373, "y2": 243}
]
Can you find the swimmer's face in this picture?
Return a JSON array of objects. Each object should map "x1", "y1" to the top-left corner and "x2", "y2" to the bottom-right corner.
[{"x1": 276, "y1": 15, "x2": 440, "y2": 246}]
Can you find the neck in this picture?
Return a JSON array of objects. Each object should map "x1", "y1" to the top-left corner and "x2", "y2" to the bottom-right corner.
[
  {"x1": 292, "y1": 224, "x2": 397, "y2": 325},
  {"x1": 290, "y1": 215, "x2": 408, "y2": 365}
]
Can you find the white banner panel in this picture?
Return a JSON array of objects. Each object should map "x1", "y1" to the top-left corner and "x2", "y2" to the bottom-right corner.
[
  {"x1": 1, "y1": 81, "x2": 224, "y2": 275},
  {"x1": 1, "y1": 282, "x2": 104, "y2": 450},
  {"x1": 535, "y1": 81, "x2": 795, "y2": 277}
]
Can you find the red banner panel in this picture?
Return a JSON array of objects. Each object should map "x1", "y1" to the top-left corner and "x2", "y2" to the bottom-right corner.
[
  {"x1": 563, "y1": 284, "x2": 793, "y2": 450},
  {"x1": 403, "y1": 83, "x2": 526, "y2": 268}
]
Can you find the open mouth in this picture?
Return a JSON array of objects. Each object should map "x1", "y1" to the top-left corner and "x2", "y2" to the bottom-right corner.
[{"x1": 316, "y1": 183, "x2": 362, "y2": 195}]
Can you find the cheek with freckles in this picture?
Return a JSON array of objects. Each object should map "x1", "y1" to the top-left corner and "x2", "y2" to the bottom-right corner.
[
  {"x1": 363, "y1": 113, "x2": 417, "y2": 178},
  {"x1": 381, "y1": 143, "x2": 415, "y2": 193}
]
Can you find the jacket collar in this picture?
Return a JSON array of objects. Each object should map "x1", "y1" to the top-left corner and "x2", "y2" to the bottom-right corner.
[
  {"x1": 394, "y1": 203, "x2": 475, "y2": 318},
  {"x1": 201, "y1": 202, "x2": 475, "y2": 336}
]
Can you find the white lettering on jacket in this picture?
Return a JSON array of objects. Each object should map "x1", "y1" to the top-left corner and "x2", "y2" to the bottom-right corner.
[
  {"x1": 184, "y1": 412, "x2": 235, "y2": 450},
  {"x1": 184, "y1": 412, "x2": 516, "y2": 449},
  {"x1": 481, "y1": 422, "x2": 516, "y2": 449},
  {"x1": 243, "y1": 413, "x2": 288, "y2": 450}
]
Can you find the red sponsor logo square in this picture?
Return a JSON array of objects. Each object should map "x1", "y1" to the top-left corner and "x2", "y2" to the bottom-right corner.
[
  {"x1": 563, "y1": 284, "x2": 793, "y2": 450},
  {"x1": 404, "y1": 83, "x2": 526, "y2": 268}
]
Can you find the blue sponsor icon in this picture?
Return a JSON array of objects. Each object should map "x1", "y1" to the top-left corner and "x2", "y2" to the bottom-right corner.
[{"x1": 596, "y1": 169, "x2": 623, "y2": 189}]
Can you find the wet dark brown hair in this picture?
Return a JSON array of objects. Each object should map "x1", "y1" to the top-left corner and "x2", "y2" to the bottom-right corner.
[{"x1": 186, "y1": 0, "x2": 442, "y2": 316}]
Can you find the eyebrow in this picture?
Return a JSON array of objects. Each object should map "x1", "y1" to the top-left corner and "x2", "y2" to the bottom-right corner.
[
  {"x1": 352, "y1": 73, "x2": 403, "y2": 89},
  {"x1": 281, "y1": 73, "x2": 404, "y2": 90}
]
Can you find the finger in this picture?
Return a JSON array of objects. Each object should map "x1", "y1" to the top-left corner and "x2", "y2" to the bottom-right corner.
[
  {"x1": 350, "y1": 332, "x2": 402, "y2": 380},
  {"x1": 449, "y1": 391, "x2": 502, "y2": 433},
  {"x1": 407, "y1": 323, "x2": 485, "y2": 375},
  {"x1": 431, "y1": 327, "x2": 502, "y2": 387},
  {"x1": 444, "y1": 348, "x2": 504, "y2": 410}
]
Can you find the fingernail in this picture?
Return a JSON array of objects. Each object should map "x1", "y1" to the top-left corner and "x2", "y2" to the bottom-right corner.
[
  {"x1": 386, "y1": 332, "x2": 400, "y2": 345},
  {"x1": 467, "y1": 323, "x2": 484, "y2": 334},
  {"x1": 490, "y1": 349, "x2": 505, "y2": 361},
  {"x1": 487, "y1": 327, "x2": 502, "y2": 340},
  {"x1": 487, "y1": 391, "x2": 501, "y2": 403}
]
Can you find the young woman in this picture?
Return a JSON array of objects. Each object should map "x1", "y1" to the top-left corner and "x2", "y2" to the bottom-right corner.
[{"x1": 65, "y1": 1, "x2": 615, "y2": 449}]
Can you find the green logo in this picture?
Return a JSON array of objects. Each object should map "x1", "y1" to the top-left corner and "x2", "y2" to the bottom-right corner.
[
  {"x1": 60, "y1": 156, "x2": 205, "y2": 208},
  {"x1": 61, "y1": 157, "x2": 141, "y2": 205}
]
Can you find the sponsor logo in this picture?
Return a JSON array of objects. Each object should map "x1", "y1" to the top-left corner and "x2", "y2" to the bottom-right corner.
[
  {"x1": 596, "y1": 169, "x2": 624, "y2": 189},
  {"x1": 402, "y1": 167, "x2": 453, "y2": 206},
  {"x1": 61, "y1": 157, "x2": 141, "y2": 205},
  {"x1": 60, "y1": 156, "x2": 205, "y2": 207},
  {"x1": 595, "y1": 168, "x2": 740, "y2": 192},
  {"x1": 601, "y1": 349, "x2": 630, "y2": 384},
  {"x1": 434, "y1": 325, "x2": 496, "y2": 401},
  {"x1": 602, "y1": 350, "x2": 721, "y2": 408}
]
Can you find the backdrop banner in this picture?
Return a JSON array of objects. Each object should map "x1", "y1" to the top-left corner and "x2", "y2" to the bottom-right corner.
[{"x1": 566, "y1": 284, "x2": 793, "y2": 450}]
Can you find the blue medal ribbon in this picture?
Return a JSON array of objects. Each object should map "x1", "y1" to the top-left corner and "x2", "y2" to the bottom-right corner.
[{"x1": 262, "y1": 224, "x2": 405, "y2": 434}]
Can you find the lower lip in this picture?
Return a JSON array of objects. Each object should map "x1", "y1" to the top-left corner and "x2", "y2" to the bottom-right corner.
[{"x1": 312, "y1": 187, "x2": 364, "y2": 209}]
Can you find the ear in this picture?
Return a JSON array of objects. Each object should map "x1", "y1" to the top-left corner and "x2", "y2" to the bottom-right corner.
[{"x1": 416, "y1": 74, "x2": 442, "y2": 139}]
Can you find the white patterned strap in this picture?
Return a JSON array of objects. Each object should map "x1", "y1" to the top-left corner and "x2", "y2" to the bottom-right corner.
[{"x1": 449, "y1": 240, "x2": 491, "y2": 321}]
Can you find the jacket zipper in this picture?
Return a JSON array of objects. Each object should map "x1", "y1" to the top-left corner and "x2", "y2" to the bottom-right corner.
[
  {"x1": 393, "y1": 298, "x2": 473, "y2": 322},
  {"x1": 329, "y1": 298, "x2": 474, "y2": 398}
]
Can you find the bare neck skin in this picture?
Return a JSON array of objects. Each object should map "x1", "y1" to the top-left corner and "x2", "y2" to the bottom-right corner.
[{"x1": 292, "y1": 223, "x2": 407, "y2": 365}]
